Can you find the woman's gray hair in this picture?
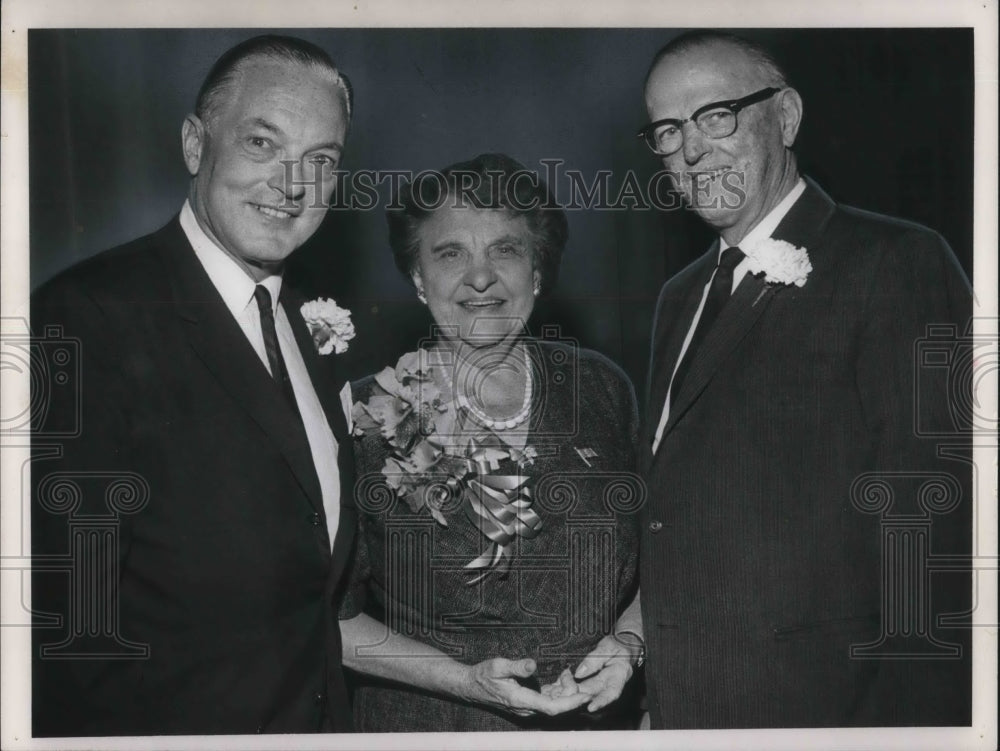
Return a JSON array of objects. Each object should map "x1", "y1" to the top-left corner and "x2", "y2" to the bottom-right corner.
[{"x1": 386, "y1": 153, "x2": 569, "y2": 296}]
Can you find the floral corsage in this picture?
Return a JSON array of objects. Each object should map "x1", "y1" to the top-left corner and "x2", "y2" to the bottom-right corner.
[
  {"x1": 742, "y1": 237, "x2": 812, "y2": 287},
  {"x1": 352, "y1": 349, "x2": 542, "y2": 583},
  {"x1": 301, "y1": 298, "x2": 355, "y2": 354}
]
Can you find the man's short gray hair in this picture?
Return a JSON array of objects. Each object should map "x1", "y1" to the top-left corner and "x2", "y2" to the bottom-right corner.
[
  {"x1": 194, "y1": 34, "x2": 352, "y2": 129},
  {"x1": 646, "y1": 31, "x2": 791, "y2": 90}
]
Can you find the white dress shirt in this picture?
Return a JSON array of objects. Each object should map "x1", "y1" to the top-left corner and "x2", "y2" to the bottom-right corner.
[
  {"x1": 180, "y1": 201, "x2": 340, "y2": 548},
  {"x1": 651, "y1": 178, "x2": 806, "y2": 454}
]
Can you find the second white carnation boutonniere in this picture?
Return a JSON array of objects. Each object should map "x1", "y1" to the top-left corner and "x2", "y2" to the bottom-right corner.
[
  {"x1": 742, "y1": 238, "x2": 812, "y2": 288},
  {"x1": 300, "y1": 298, "x2": 355, "y2": 355}
]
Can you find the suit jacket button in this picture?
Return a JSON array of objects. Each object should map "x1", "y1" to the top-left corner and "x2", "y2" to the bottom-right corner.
[
  {"x1": 310, "y1": 512, "x2": 322, "y2": 526},
  {"x1": 649, "y1": 520, "x2": 664, "y2": 533},
  {"x1": 314, "y1": 692, "x2": 326, "y2": 705}
]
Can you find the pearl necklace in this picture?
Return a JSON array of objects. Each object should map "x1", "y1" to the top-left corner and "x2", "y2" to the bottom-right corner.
[{"x1": 448, "y1": 345, "x2": 533, "y2": 431}]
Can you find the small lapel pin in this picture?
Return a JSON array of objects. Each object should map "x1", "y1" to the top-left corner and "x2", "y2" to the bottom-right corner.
[{"x1": 575, "y1": 447, "x2": 598, "y2": 467}]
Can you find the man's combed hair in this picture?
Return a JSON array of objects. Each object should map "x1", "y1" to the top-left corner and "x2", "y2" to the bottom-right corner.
[
  {"x1": 647, "y1": 30, "x2": 791, "y2": 89},
  {"x1": 194, "y1": 34, "x2": 353, "y2": 126}
]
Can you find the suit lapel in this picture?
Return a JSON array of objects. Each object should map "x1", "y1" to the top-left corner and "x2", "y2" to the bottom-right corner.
[
  {"x1": 654, "y1": 179, "x2": 837, "y2": 445},
  {"x1": 281, "y1": 284, "x2": 357, "y2": 580},
  {"x1": 662, "y1": 272, "x2": 775, "y2": 435},
  {"x1": 771, "y1": 177, "x2": 837, "y2": 251},
  {"x1": 645, "y1": 249, "x2": 718, "y2": 445},
  {"x1": 156, "y1": 220, "x2": 325, "y2": 518},
  {"x1": 281, "y1": 286, "x2": 351, "y2": 444}
]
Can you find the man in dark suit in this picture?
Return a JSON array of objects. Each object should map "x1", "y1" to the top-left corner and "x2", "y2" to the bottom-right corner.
[
  {"x1": 571, "y1": 31, "x2": 972, "y2": 728},
  {"x1": 31, "y1": 35, "x2": 359, "y2": 735}
]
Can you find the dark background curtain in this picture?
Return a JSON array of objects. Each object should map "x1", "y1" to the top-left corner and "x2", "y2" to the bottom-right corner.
[{"x1": 28, "y1": 28, "x2": 974, "y2": 392}]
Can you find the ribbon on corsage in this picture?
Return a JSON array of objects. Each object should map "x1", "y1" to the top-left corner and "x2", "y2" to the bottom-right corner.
[
  {"x1": 463, "y1": 475, "x2": 542, "y2": 583},
  {"x1": 460, "y1": 437, "x2": 542, "y2": 583},
  {"x1": 353, "y1": 357, "x2": 544, "y2": 584}
]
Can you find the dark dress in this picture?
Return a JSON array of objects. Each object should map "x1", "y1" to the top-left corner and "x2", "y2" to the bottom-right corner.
[{"x1": 340, "y1": 340, "x2": 641, "y2": 731}]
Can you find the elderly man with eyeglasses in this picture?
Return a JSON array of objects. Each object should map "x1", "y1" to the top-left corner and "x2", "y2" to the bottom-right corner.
[{"x1": 557, "y1": 30, "x2": 973, "y2": 729}]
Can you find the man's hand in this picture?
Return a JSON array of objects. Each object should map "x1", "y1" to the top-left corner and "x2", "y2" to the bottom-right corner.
[
  {"x1": 458, "y1": 657, "x2": 591, "y2": 717},
  {"x1": 566, "y1": 633, "x2": 640, "y2": 712}
]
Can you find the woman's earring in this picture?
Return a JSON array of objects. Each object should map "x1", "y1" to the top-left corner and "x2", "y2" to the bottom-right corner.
[
  {"x1": 417, "y1": 289, "x2": 427, "y2": 304},
  {"x1": 533, "y1": 284, "x2": 541, "y2": 297}
]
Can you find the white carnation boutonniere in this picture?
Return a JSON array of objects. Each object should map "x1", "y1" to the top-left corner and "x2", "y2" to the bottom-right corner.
[
  {"x1": 742, "y1": 238, "x2": 812, "y2": 288},
  {"x1": 300, "y1": 298, "x2": 356, "y2": 355}
]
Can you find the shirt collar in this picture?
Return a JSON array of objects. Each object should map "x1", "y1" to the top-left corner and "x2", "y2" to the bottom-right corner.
[
  {"x1": 180, "y1": 199, "x2": 283, "y2": 316},
  {"x1": 720, "y1": 177, "x2": 807, "y2": 253}
]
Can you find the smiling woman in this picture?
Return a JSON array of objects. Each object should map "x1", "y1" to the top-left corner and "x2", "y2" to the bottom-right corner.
[
  {"x1": 387, "y1": 153, "x2": 569, "y2": 433},
  {"x1": 336, "y1": 153, "x2": 644, "y2": 731},
  {"x1": 413, "y1": 206, "x2": 538, "y2": 349}
]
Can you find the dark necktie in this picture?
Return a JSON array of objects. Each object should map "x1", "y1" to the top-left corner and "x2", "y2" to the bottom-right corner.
[
  {"x1": 670, "y1": 246, "x2": 745, "y2": 402},
  {"x1": 253, "y1": 284, "x2": 301, "y2": 416}
]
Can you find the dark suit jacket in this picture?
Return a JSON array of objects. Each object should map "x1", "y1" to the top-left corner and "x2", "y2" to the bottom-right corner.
[
  {"x1": 640, "y1": 180, "x2": 972, "y2": 728},
  {"x1": 31, "y1": 218, "x2": 357, "y2": 735}
]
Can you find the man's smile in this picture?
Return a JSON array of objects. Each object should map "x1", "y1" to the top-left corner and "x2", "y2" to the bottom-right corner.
[{"x1": 250, "y1": 202, "x2": 299, "y2": 220}]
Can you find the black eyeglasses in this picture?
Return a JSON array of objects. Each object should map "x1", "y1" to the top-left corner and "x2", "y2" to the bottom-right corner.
[{"x1": 637, "y1": 87, "x2": 782, "y2": 156}]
